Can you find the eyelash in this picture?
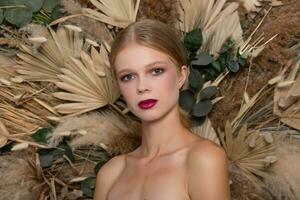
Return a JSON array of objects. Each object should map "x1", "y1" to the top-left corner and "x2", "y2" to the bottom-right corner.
[{"x1": 120, "y1": 68, "x2": 164, "y2": 82}]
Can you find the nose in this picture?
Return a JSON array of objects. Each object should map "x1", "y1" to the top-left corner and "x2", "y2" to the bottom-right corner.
[{"x1": 136, "y1": 77, "x2": 151, "y2": 94}]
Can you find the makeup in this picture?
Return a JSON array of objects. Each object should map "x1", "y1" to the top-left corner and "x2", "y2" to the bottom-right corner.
[{"x1": 138, "y1": 99, "x2": 158, "y2": 109}]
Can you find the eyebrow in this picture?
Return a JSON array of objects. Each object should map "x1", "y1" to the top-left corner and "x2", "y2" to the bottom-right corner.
[{"x1": 116, "y1": 61, "x2": 168, "y2": 75}]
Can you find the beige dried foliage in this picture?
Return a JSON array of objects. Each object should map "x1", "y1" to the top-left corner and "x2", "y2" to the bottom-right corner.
[
  {"x1": 232, "y1": 86, "x2": 266, "y2": 132},
  {"x1": 191, "y1": 117, "x2": 220, "y2": 145},
  {"x1": 178, "y1": 0, "x2": 243, "y2": 55},
  {"x1": 0, "y1": 77, "x2": 58, "y2": 136},
  {"x1": 273, "y1": 59, "x2": 300, "y2": 130},
  {"x1": 83, "y1": 0, "x2": 140, "y2": 28},
  {"x1": 16, "y1": 25, "x2": 89, "y2": 82},
  {"x1": 62, "y1": 16, "x2": 114, "y2": 45},
  {"x1": 48, "y1": 111, "x2": 140, "y2": 155},
  {"x1": 239, "y1": 8, "x2": 278, "y2": 59},
  {"x1": 229, "y1": 165, "x2": 272, "y2": 200},
  {"x1": 219, "y1": 121, "x2": 277, "y2": 187},
  {"x1": 236, "y1": 0, "x2": 283, "y2": 12},
  {"x1": 262, "y1": 134, "x2": 300, "y2": 200},
  {"x1": 137, "y1": 0, "x2": 179, "y2": 25},
  {"x1": 52, "y1": 45, "x2": 120, "y2": 116},
  {"x1": 61, "y1": 0, "x2": 83, "y2": 14}
]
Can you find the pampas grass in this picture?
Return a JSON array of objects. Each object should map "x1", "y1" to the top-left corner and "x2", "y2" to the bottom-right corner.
[
  {"x1": 263, "y1": 133, "x2": 300, "y2": 200},
  {"x1": 48, "y1": 110, "x2": 141, "y2": 155},
  {"x1": 60, "y1": 16, "x2": 114, "y2": 45},
  {"x1": 137, "y1": 0, "x2": 179, "y2": 25},
  {"x1": 61, "y1": 0, "x2": 83, "y2": 14},
  {"x1": 229, "y1": 164, "x2": 272, "y2": 200}
]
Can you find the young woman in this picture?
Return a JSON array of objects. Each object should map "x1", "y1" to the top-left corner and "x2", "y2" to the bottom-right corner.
[{"x1": 93, "y1": 19, "x2": 230, "y2": 200}]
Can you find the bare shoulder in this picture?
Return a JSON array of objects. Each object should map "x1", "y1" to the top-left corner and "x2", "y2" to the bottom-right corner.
[
  {"x1": 186, "y1": 138, "x2": 230, "y2": 199},
  {"x1": 93, "y1": 155, "x2": 126, "y2": 200},
  {"x1": 187, "y1": 138, "x2": 227, "y2": 166}
]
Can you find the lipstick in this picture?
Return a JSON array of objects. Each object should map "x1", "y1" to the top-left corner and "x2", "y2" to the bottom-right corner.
[{"x1": 138, "y1": 99, "x2": 158, "y2": 109}]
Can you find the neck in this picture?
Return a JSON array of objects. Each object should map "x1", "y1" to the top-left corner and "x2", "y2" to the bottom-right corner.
[{"x1": 139, "y1": 105, "x2": 190, "y2": 158}]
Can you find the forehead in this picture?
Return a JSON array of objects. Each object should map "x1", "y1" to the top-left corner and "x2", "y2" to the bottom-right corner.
[{"x1": 114, "y1": 44, "x2": 175, "y2": 73}]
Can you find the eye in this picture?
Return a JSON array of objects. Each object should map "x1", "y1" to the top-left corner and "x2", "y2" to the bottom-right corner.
[
  {"x1": 152, "y1": 68, "x2": 164, "y2": 75},
  {"x1": 120, "y1": 74, "x2": 135, "y2": 82}
]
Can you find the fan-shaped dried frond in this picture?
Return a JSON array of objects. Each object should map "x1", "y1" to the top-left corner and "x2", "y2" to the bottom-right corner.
[
  {"x1": 191, "y1": 117, "x2": 220, "y2": 145},
  {"x1": 16, "y1": 25, "x2": 91, "y2": 82},
  {"x1": 53, "y1": 46, "x2": 120, "y2": 116},
  {"x1": 219, "y1": 121, "x2": 277, "y2": 187},
  {"x1": 83, "y1": 0, "x2": 140, "y2": 28},
  {"x1": 178, "y1": 0, "x2": 243, "y2": 55},
  {"x1": 179, "y1": 0, "x2": 238, "y2": 32},
  {"x1": 273, "y1": 59, "x2": 300, "y2": 130},
  {"x1": 202, "y1": 12, "x2": 243, "y2": 55}
]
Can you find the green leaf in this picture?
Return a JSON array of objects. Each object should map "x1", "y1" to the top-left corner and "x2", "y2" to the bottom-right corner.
[
  {"x1": 0, "y1": 141, "x2": 15, "y2": 154},
  {"x1": 184, "y1": 28, "x2": 202, "y2": 53},
  {"x1": 189, "y1": 116, "x2": 206, "y2": 127},
  {"x1": 43, "y1": 0, "x2": 59, "y2": 12},
  {"x1": 191, "y1": 100, "x2": 213, "y2": 117},
  {"x1": 50, "y1": 4, "x2": 63, "y2": 20},
  {"x1": 94, "y1": 157, "x2": 109, "y2": 175},
  {"x1": 227, "y1": 60, "x2": 239, "y2": 73},
  {"x1": 220, "y1": 37, "x2": 235, "y2": 53},
  {"x1": 238, "y1": 56, "x2": 246, "y2": 66},
  {"x1": 25, "y1": 0, "x2": 43, "y2": 12},
  {"x1": 31, "y1": 127, "x2": 52, "y2": 144},
  {"x1": 188, "y1": 68, "x2": 204, "y2": 91},
  {"x1": 0, "y1": 0, "x2": 26, "y2": 6},
  {"x1": 200, "y1": 86, "x2": 219, "y2": 100},
  {"x1": 37, "y1": 140, "x2": 74, "y2": 168},
  {"x1": 0, "y1": 9, "x2": 3, "y2": 23},
  {"x1": 4, "y1": 6, "x2": 32, "y2": 27},
  {"x1": 191, "y1": 52, "x2": 214, "y2": 66},
  {"x1": 179, "y1": 90, "x2": 195, "y2": 111},
  {"x1": 212, "y1": 61, "x2": 222, "y2": 73},
  {"x1": 58, "y1": 141, "x2": 75, "y2": 162},
  {"x1": 37, "y1": 148, "x2": 55, "y2": 168},
  {"x1": 81, "y1": 177, "x2": 96, "y2": 198}
]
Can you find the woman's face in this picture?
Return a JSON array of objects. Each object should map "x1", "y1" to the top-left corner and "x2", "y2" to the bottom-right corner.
[{"x1": 114, "y1": 44, "x2": 187, "y2": 122}]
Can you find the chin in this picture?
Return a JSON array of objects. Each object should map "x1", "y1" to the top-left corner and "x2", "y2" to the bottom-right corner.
[
  {"x1": 137, "y1": 107, "x2": 176, "y2": 123},
  {"x1": 135, "y1": 111, "x2": 163, "y2": 123}
]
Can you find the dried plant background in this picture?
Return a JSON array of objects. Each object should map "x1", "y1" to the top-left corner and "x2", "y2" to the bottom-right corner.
[{"x1": 0, "y1": 0, "x2": 300, "y2": 200}]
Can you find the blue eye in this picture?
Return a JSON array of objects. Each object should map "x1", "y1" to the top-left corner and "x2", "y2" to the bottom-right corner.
[
  {"x1": 120, "y1": 74, "x2": 134, "y2": 82},
  {"x1": 152, "y1": 68, "x2": 164, "y2": 75}
]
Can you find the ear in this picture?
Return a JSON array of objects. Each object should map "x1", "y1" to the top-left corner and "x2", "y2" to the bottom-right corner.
[{"x1": 178, "y1": 65, "x2": 188, "y2": 90}]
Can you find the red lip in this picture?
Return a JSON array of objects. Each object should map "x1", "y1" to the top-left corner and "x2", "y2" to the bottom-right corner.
[{"x1": 138, "y1": 99, "x2": 158, "y2": 109}]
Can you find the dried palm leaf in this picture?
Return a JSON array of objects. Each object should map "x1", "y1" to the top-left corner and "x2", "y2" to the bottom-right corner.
[
  {"x1": 274, "y1": 59, "x2": 300, "y2": 130},
  {"x1": 191, "y1": 117, "x2": 220, "y2": 145},
  {"x1": 231, "y1": 85, "x2": 268, "y2": 132},
  {"x1": 219, "y1": 121, "x2": 277, "y2": 187},
  {"x1": 16, "y1": 25, "x2": 94, "y2": 82},
  {"x1": 239, "y1": 8, "x2": 278, "y2": 58},
  {"x1": 53, "y1": 45, "x2": 120, "y2": 117},
  {"x1": 83, "y1": 0, "x2": 140, "y2": 28},
  {"x1": 178, "y1": 0, "x2": 243, "y2": 55}
]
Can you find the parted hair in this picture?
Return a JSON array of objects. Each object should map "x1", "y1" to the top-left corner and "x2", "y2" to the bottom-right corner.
[{"x1": 109, "y1": 19, "x2": 191, "y2": 130}]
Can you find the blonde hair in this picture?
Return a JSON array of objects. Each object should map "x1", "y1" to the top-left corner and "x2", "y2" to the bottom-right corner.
[{"x1": 109, "y1": 19, "x2": 191, "y2": 130}]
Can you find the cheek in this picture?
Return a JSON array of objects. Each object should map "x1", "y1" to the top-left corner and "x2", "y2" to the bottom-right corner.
[
  {"x1": 159, "y1": 73, "x2": 180, "y2": 99},
  {"x1": 118, "y1": 83, "x2": 135, "y2": 103}
]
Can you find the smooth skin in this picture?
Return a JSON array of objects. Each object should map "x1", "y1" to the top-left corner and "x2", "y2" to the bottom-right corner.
[{"x1": 93, "y1": 44, "x2": 230, "y2": 200}]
